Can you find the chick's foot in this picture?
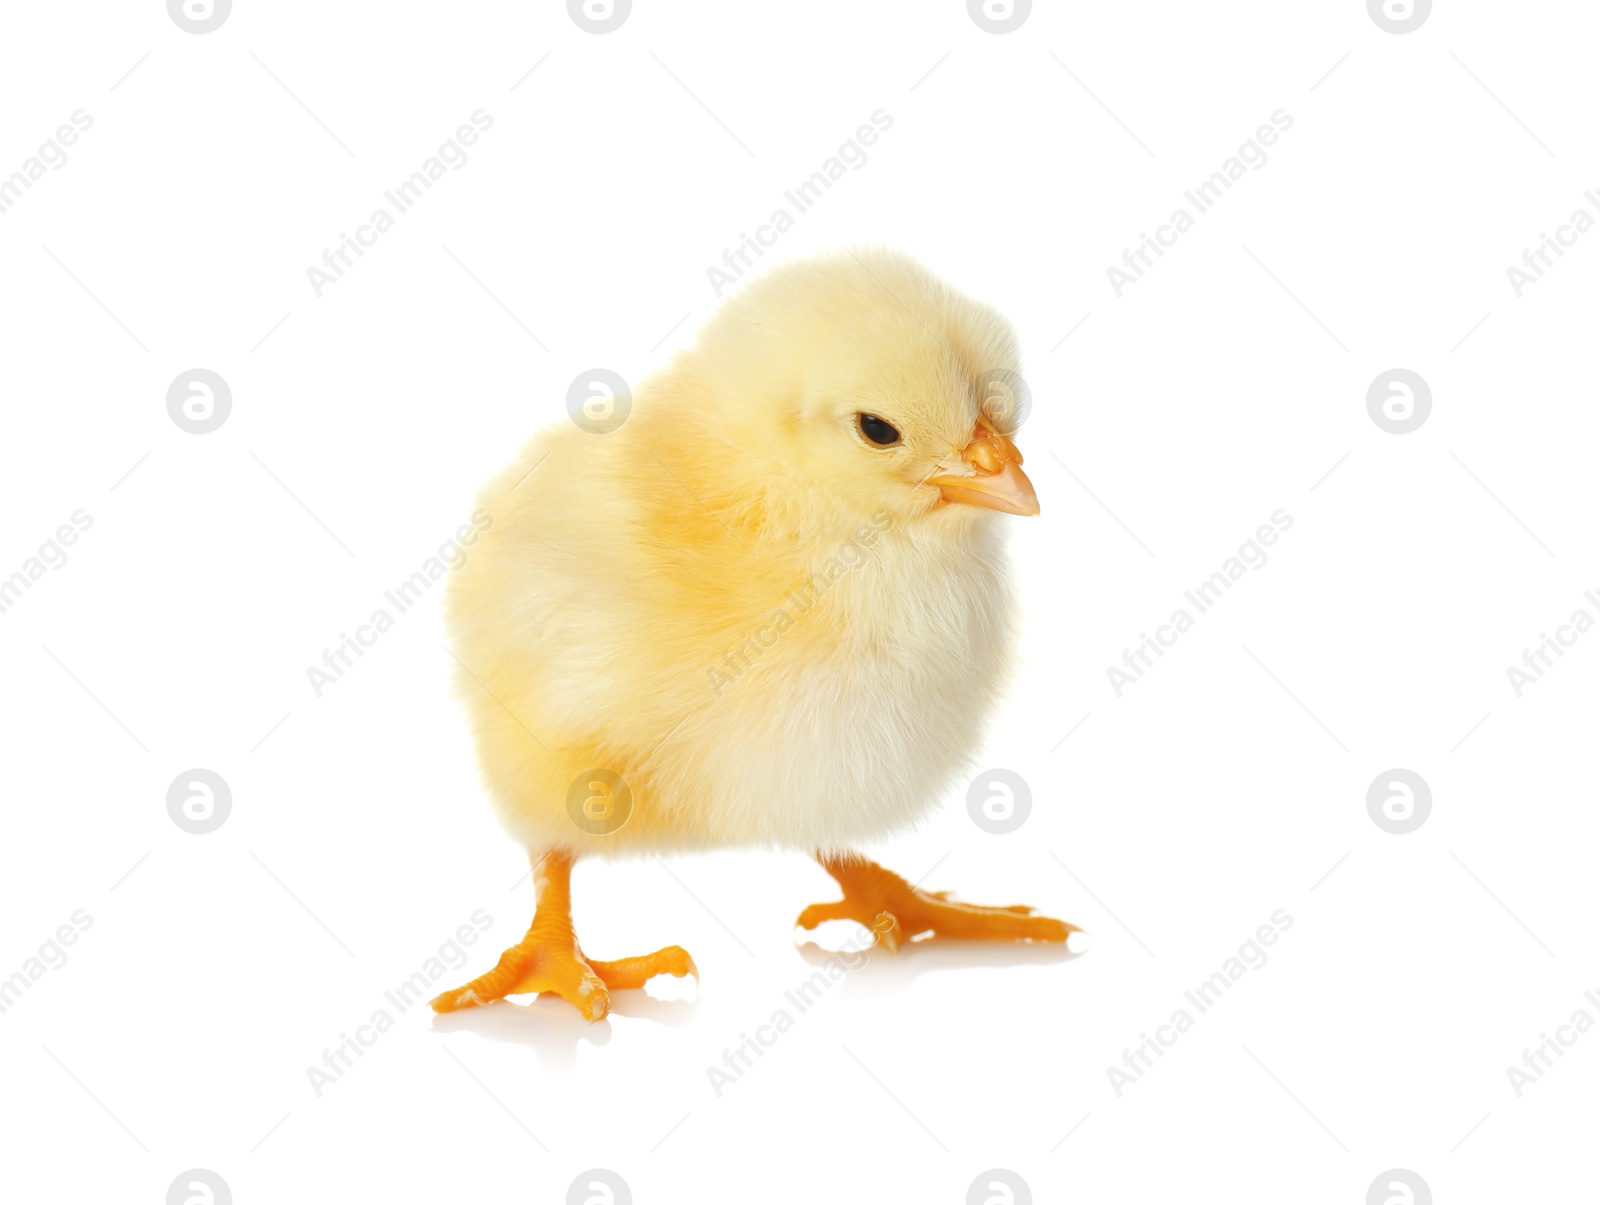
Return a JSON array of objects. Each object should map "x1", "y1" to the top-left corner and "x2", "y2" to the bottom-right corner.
[
  {"x1": 430, "y1": 850, "x2": 696, "y2": 1021},
  {"x1": 797, "y1": 853, "x2": 1077, "y2": 951},
  {"x1": 431, "y1": 929, "x2": 612, "y2": 1020}
]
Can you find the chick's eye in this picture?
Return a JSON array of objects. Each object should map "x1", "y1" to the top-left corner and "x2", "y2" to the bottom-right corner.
[{"x1": 858, "y1": 413, "x2": 901, "y2": 447}]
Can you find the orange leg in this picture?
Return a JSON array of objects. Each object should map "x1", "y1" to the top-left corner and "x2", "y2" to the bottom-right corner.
[
  {"x1": 431, "y1": 850, "x2": 695, "y2": 1021},
  {"x1": 797, "y1": 853, "x2": 1076, "y2": 951}
]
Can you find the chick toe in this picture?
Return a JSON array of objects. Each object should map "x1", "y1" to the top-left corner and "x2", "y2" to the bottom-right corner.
[
  {"x1": 587, "y1": 945, "x2": 698, "y2": 991},
  {"x1": 798, "y1": 853, "x2": 1078, "y2": 946}
]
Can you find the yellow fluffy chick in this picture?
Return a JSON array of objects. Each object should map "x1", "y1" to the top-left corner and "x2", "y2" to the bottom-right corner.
[{"x1": 433, "y1": 249, "x2": 1074, "y2": 1021}]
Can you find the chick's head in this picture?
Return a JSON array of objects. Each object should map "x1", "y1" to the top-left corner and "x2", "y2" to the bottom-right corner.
[{"x1": 685, "y1": 249, "x2": 1038, "y2": 533}]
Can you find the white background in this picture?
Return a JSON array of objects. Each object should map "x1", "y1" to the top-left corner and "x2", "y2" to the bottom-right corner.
[{"x1": 2, "y1": 1, "x2": 1595, "y2": 1201}]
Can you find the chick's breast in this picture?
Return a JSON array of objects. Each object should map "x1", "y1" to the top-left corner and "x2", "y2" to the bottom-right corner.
[{"x1": 447, "y1": 420, "x2": 1018, "y2": 857}]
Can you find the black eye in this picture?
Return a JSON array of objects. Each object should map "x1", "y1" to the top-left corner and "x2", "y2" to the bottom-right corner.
[{"x1": 858, "y1": 413, "x2": 901, "y2": 446}]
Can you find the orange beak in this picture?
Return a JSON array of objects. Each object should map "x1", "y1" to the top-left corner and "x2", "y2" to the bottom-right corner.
[{"x1": 926, "y1": 420, "x2": 1040, "y2": 516}]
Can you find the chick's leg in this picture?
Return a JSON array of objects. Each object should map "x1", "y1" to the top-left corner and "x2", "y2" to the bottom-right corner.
[
  {"x1": 430, "y1": 850, "x2": 695, "y2": 1021},
  {"x1": 797, "y1": 853, "x2": 1076, "y2": 951}
]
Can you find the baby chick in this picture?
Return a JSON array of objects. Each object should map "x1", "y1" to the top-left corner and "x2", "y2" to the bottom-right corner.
[{"x1": 433, "y1": 249, "x2": 1073, "y2": 1021}]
